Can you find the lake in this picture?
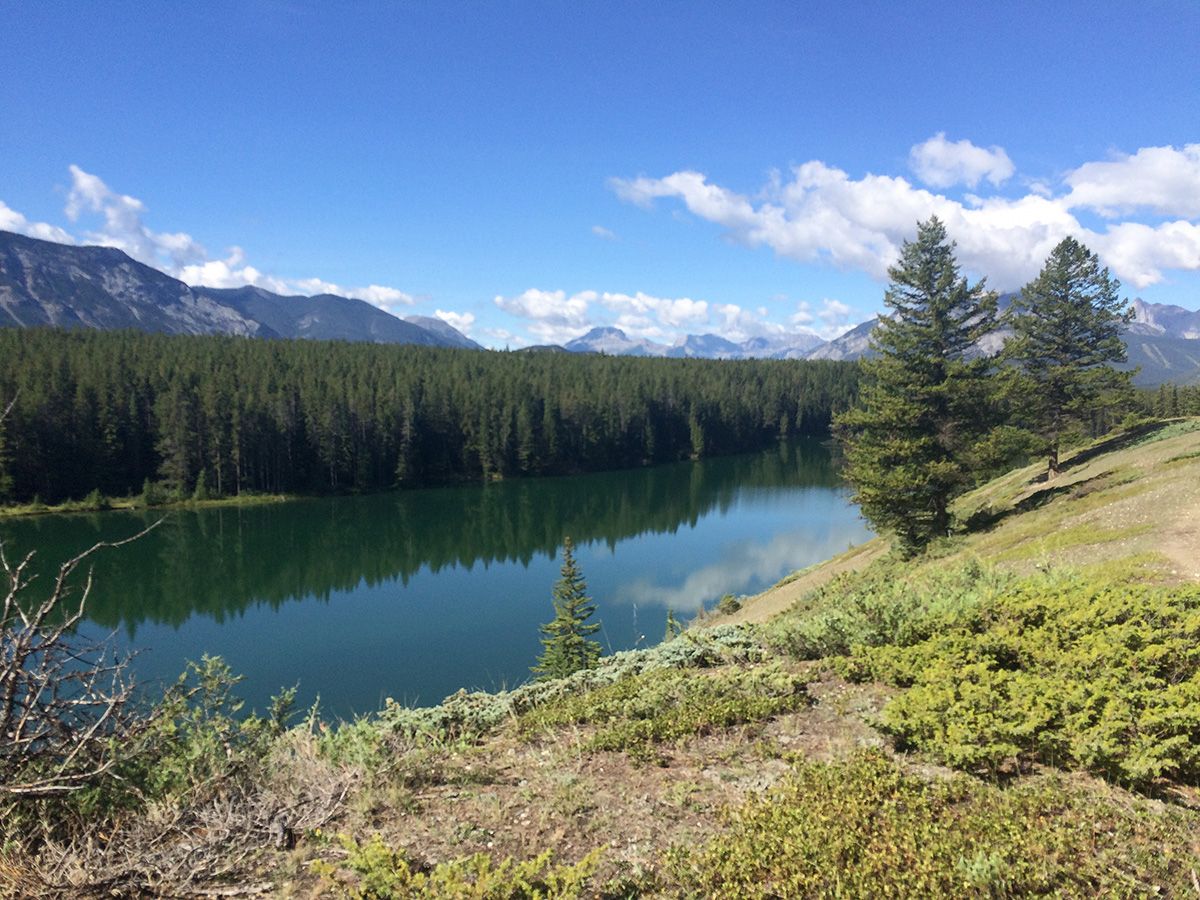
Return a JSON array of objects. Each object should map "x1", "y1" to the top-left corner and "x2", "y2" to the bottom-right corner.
[{"x1": 0, "y1": 439, "x2": 870, "y2": 718}]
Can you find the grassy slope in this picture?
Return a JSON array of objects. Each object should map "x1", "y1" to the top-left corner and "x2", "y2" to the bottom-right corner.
[{"x1": 730, "y1": 417, "x2": 1200, "y2": 626}]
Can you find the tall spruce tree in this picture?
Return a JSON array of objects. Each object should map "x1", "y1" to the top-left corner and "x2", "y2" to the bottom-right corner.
[
  {"x1": 532, "y1": 536, "x2": 602, "y2": 680},
  {"x1": 1004, "y1": 237, "x2": 1133, "y2": 477},
  {"x1": 836, "y1": 217, "x2": 998, "y2": 554}
]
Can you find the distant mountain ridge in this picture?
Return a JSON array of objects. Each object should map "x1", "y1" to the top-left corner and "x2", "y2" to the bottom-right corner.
[
  {"x1": 793, "y1": 297, "x2": 1200, "y2": 386},
  {"x1": 1132, "y1": 298, "x2": 1200, "y2": 340},
  {"x1": 0, "y1": 230, "x2": 269, "y2": 337},
  {"x1": 560, "y1": 293, "x2": 1200, "y2": 385},
  {"x1": 205, "y1": 285, "x2": 444, "y2": 346},
  {"x1": 563, "y1": 326, "x2": 826, "y2": 360},
  {"x1": 404, "y1": 315, "x2": 484, "y2": 350},
  {"x1": 3, "y1": 229, "x2": 1198, "y2": 384},
  {"x1": 0, "y1": 230, "x2": 475, "y2": 349}
]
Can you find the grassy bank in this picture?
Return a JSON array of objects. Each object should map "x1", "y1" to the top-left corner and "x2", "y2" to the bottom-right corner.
[
  {"x1": 0, "y1": 489, "x2": 294, "y2": 518},
  {"x1": 4, "y1": 419, "x2": 1200, "y2": 897}
]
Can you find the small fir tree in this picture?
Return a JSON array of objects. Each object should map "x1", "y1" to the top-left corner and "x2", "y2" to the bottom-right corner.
[
  {"x1": 141, "y1": 477, "x2": 166, "y2": 508},
  {"x1": 532, "y1": 537, "x2": 602, "y2": 680},
  {"x1": 663, "y1": 609, "x2": 683, "y2": 642},
  {"x1": 836, "y1": 217, "x2": 999, "y2": 555},
  {"x1": 1005, "y1": 237, "x2": 1133, "y2": 476},
  {"x1": 192, "y1": 468, "x2": 212, "y2": 501}
]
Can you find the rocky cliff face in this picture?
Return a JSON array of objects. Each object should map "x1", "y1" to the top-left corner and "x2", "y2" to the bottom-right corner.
[
  {"x1": 0, "y1": 230, "x2": 478, "y2": 349},
  {"x1": 0, "y1": 231, "x2": 267, "y2": 336}
]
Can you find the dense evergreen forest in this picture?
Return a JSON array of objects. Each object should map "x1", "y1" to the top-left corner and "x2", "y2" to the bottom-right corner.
[
  {"x1": 1139, "y1": 381, "x2": 1200, "y2": 419},
  {"x1": 0, "y1": 328, "x2": 859, "y2": 504}
]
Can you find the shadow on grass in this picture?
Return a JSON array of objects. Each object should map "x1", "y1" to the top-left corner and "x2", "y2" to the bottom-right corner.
[
  {"x1": 962, "y1": 473, "x2": 1108, "y2": 534},
  {"x1": 1056, "y1": 421, "x2": 1168, "y2": 474},
  {"x1": 959, "y1": 422, "x2": 1169, "y2": 536}
]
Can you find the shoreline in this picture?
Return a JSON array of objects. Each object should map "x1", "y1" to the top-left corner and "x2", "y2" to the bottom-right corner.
[{"x1": 0, "y1": 491, "x2": 295, "y2": 519}]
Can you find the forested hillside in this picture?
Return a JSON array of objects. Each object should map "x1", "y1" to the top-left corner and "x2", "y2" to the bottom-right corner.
[{"x1": 0, "y1": 328, "x2": 858, "y2": 504}]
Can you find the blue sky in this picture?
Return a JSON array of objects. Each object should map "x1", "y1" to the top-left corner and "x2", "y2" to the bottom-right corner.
[{"x1": 2, "y1": 1, "x2": 1198, "y2": 347}]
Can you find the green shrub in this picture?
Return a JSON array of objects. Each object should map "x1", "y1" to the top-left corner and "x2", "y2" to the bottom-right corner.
[
  {"x1": 352, "y1": 625, "x2": 768, "y2": 751},
  {"x1": 716, "y1": 593, "x2": 742, "y2": 615},
  {"x1": 140, "y1": 478, "x2": 167, "y2": 507},
  {"x1": 767, "y1": 559, "x2": 1008, "y2": 660},
  {"x1": 129, "y1": 656, "x2": 294, "y2": 801},
  {"x1": 858, "y1": 576, "x2": 1200, "y2": 784},
  {"x1": 664, "y1": 750, "x2": 1197, "y2": 898},
  {"x1": 780, "y1": 560, "x2": 1200, "y2": 786},
  {"x1": 81, "y1": 488, "x2": 107, "y2": 510},
  {"x1": 520, "y1": 662, "x2": 809, "y2": 761},
  {"x1": 192, "y1": 469, "x2": 212, "y2": 501},
  {"x1": 312, "y1": 833, "x2": 602, "y2": 899}
]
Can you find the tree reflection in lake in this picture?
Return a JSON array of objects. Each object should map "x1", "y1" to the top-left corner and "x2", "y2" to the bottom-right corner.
[{"x1": 0, "y1": 439, "x2": 868, "y2": 716}]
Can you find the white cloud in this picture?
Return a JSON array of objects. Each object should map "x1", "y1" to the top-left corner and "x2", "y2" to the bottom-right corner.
[
  {"x1": 65, "y1": 164, "x2": 207, "y2": 271},
  {"x1": 494, "y1": 288, "x2": 592, "y2": 326},
  {"x1": 479, "y1": 327, "x2": 529, "y2": 349},
  {"x1": 176, "y1": 247, "x2": 291, "y2": 293},
  {"x1": 790, "y1": 301, "x2": 814, "y2": 325},
  {"x1": 711, "y1": 302, "x2": 778, "y2": 342},
  {"x1": 598, "y1": 291, "x2": 709, "y2": 327},
  {"x1": 611, "y1": 143, "x2": 1200, "y2": 289},
  {"x1": 0, "y1": 200, "x2": 76, "y2": 244},
  {"x1": 493, "y1": 288, "x2": 594, "y2": 344},
  {"x1": 1087, "y1": 220, "x2": 1200, "y2": 288},
  {"x1": 4, "y1": 166, "x2": 419, "y2": 304},
  {"x1": 349, "y1": 285, "x2": 416, "y2": 308},
  {"x1": 591, "y1": 224, "x2": 617, "y2": 240},
  {"x1": 1064, "y1": 144, "x2": 1200, "y2": 218},
  {"x1": 818, "y1": 299, "x2": 852, "y2": 323},
  {"x1": 434, "y1": 309, "x2": 475, "y2": 334},
  {"x1": 909, "y1": 133, "x2": 1015, "y2": 189}
]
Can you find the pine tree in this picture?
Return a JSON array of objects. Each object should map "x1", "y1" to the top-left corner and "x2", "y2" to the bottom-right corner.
[
  {"x1": 835, "y1": 217, "x2": 998, "y2": 554},
  {"x1": 1004, "y1": 237, "x2": 1133, "y2": 476},
  {"x1": 532, "y1": 536, "x2": 602, "y2": 680}
]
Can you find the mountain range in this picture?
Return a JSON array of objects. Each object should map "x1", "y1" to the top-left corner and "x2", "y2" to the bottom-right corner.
[
  {"x1": 0, "y1": 230, "x2": 471, "y2": 349},
  {"x1": 2, "y1": 229, "x2": 1198, "y2": 385},
  {"x1": 800, "y1": 297, "x2": 1200, "y2": 386},
  {"x1": 560, "y1": 326, "x2": 825, "y2": 359}
]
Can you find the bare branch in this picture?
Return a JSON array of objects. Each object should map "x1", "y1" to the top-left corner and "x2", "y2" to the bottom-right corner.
[{"x1": 1, "y1": 519, "x2": 163, "y2": 798}]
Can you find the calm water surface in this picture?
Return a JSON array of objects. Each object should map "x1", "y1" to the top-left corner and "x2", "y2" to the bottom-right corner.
[{"x1": 0, "y1": 440, "x2": 869, "y2": 717}]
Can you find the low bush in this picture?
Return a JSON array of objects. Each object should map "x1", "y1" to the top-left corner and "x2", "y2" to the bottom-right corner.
[
  {"x1": 716, "y1": 593, "x2": 742, "y2": 615},
  {"x1": 853, "y1": 575, "x2": 1200, "y2": 784},
  {"x1": 766, "y1": 558, "x2": 1009, "y2": 660},
  {"x1": 312, "y1": 834, "x2": 602, "y2": 899},
  {"x1": 664, "y1": 750, "x2": 1197, "y2": 898},
  {"x1": 520, "y1": 662, "x2": 809, "y2": 761},
  {"x1": 332, "y1": 625, "x2": 769, "y2": 754},
  {"x1": 773, "y1": 558, "x2": 1200, "y2": 786}
]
